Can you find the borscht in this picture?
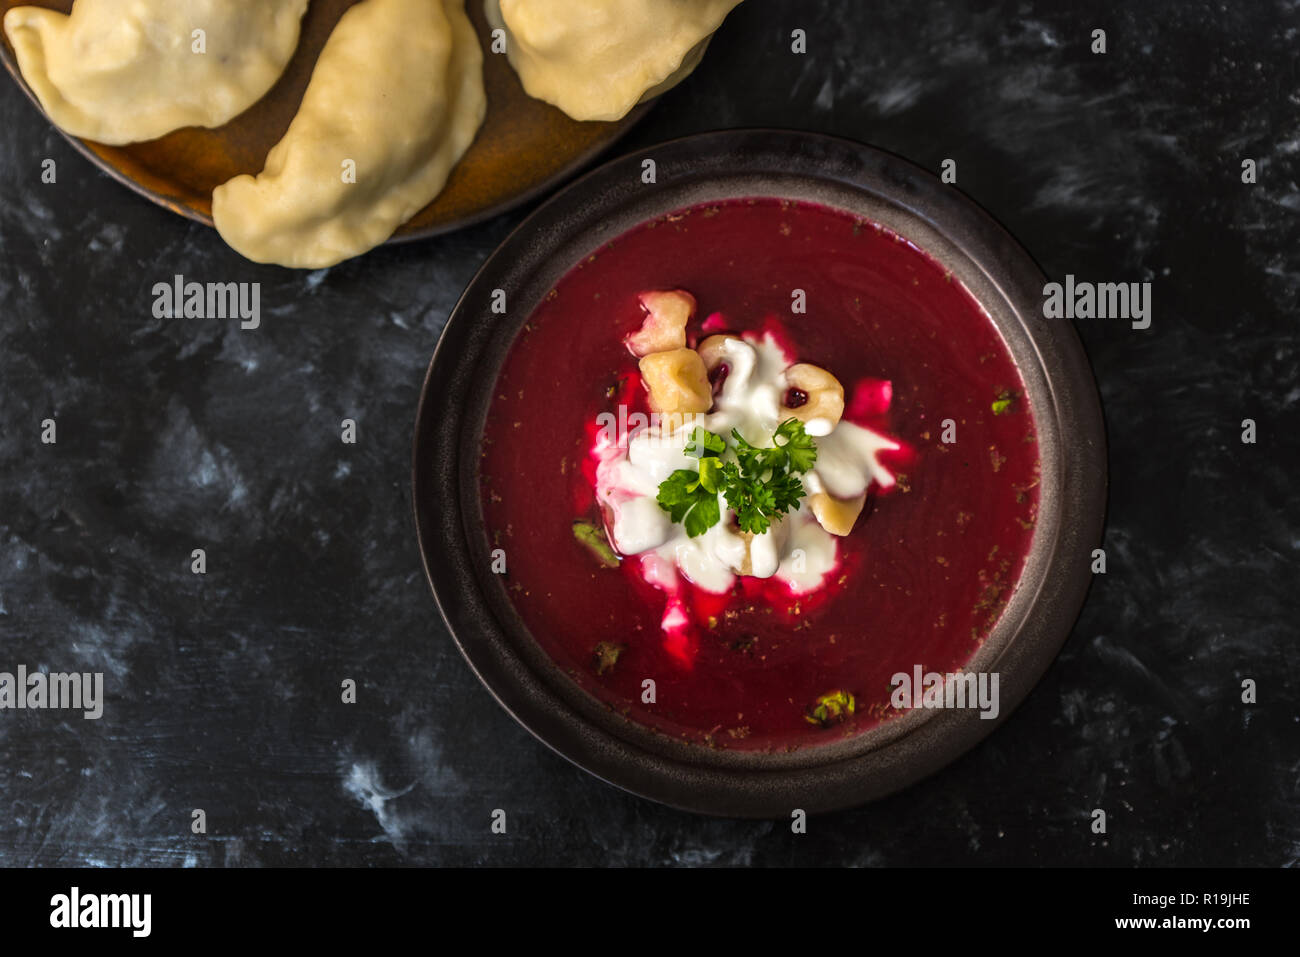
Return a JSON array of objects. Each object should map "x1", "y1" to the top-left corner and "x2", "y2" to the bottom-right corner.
[{"x1": 478, "y1": 197, "x2": 1040, "y2": 752}]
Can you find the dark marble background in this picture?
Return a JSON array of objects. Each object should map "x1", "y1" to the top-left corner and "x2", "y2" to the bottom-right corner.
[{"x1": 1, "y1": 0, "x2": 1296, "y2": 867}]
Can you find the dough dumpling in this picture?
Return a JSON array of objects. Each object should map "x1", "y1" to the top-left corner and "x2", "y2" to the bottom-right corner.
[
  {"x1": 3, "y1": 0, "x2": 309, "y2": 145},
  {"x1": 487, "y1": 0, "x2": 743, "y2": 122},
  {"x1": 212, "y1": 0, "x2": 485, "y2": 269}
]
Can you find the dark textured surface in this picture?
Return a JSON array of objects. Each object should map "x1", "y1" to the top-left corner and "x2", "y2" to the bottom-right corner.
[{"x1": 0, "y1": 0, "x2": 1295, "y2": 866}]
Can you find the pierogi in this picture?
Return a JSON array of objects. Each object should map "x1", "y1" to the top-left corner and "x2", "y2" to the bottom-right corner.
[
  {"x1": 212, "y1": 0, "x2": 485, "y2": 268},
  {"x1": 4, "y1": 0, "x2": 309, "y2": 145},
  {"x1": 485, "y1": 0, "x2": 743, "y2": 122}
]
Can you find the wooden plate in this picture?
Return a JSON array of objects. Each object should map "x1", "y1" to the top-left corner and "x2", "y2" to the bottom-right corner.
[{"x1": 0, "y1": 0, "x2": 649, "y2": 241}]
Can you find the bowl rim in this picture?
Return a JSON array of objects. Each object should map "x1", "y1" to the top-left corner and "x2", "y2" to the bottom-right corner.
[{"x1": 412, "y1": 128, "x2": 1108, "y2": 817}]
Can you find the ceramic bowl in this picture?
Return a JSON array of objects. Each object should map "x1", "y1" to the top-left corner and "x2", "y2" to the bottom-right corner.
[{"x1": 412, "y1": 129, "x2": 1107, "y2": 817}]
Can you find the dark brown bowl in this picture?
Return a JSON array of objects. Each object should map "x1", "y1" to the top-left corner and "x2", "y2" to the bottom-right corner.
[
  {"x1": 412, "y1": 129, "x2": 1107, "y2": 817},
  {"x1": 0, "y1": 0, "x2": 648, "y2": 241}
]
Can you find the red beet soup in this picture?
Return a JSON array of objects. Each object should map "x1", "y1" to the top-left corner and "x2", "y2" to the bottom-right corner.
[{"x1": 478, "y1": 198, "x2": 1039, "y2": 752}]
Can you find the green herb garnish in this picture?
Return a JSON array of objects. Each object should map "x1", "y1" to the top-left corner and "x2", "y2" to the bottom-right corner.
[
  {"x1": 655, "y1": 464, "x2": 723, "y2": 538},
  {"x1": 684, "y1": 427, "x2": 726, "y2": 459},
  {"x1": 572, "y1": 520, "x2": 620, "y2": 568},
  {"x1": 593, "y1": 641, "x2": 623, "y2": 675},
  {"x1": 655, "y1": 419, "x2": 817, "y2": 538},
  {"x1": 805, "y1": 689, "x2": 856, "y2": 727}
]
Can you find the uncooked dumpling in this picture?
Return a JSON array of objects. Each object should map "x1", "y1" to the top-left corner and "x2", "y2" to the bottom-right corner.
[
  {"x1": 3, "y1": 0, "x2": 309, "y2": 145},
  {"x1": 212, "y1": 0, "x2": 485, "y2": 269},
  {"x1": 486, "y1": 0, "x2": 743, "y2": 122}
]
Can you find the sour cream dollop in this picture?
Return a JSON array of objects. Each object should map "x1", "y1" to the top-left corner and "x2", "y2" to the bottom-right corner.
[{"x1": 593, "y1": 332, "x2": 899, "y2": 602}]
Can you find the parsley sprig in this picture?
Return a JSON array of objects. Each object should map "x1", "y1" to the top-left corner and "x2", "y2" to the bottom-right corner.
[{"x1": 655, "y1": 419, "x2": 817, "y2": 538}]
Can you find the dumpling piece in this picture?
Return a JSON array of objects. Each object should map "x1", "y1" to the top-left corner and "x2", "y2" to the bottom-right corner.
[
  {"x1": 625, "y1": 289, "x2": 695, "y2": 357},
  {"x1": 486, "y1": 0, "x2": 743, "y2": 122},
  {"x1": 3, "y1": 0, "x2": 309, "y2": 145},
  {"x1": 639, "y1": 348, "x2": 711, "y2": 415},
  {"x1": 781, "y1": 363, "x2": 844, "y2": 435},
  {"x1": 212, "y1": 0, "x2": 485, "y2": 269}
]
